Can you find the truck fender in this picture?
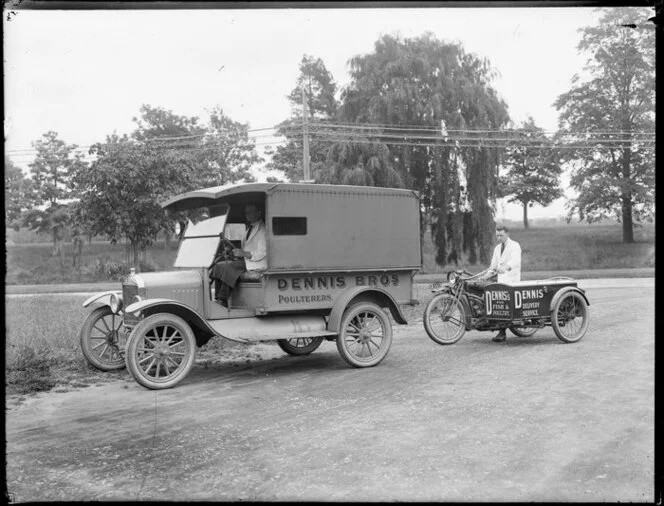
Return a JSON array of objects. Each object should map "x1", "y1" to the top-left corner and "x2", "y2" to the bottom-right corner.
[
  {"x1": 549, "y1": 287, "x2": 590, "y2": 313},
  {"x1": 327, "y1": 287, "x2": 408, "y2": 333},
  {"x1": 82, "y1": 290, "x2": 122, "y2": 308},
  {"x1": 124, "y1": 298, "x2": 218, "y2": 346}
]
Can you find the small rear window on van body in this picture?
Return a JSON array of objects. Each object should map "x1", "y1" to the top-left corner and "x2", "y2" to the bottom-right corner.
[{"x1": 272, "y1": 217, "x2": 307, "y2": 236}]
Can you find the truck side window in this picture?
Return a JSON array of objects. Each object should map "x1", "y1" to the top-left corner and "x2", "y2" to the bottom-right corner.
[{"x1": 272, "y1": 217, "x2": 307, "y2": 236}]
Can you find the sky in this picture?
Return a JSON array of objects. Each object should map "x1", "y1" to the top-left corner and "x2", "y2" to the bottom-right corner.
[{"x1": 4, "y1": 5, "x2": 617, "y2": 220}]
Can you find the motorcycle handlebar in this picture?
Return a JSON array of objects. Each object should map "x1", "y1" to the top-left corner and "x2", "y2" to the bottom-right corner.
[{"x1": 460, "y1": 269, "x2": 494, "y2": 281}]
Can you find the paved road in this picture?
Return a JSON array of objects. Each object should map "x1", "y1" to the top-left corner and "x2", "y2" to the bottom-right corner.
[{"x1": 5, "y1": 279, "x2": 654, "y2": 502}]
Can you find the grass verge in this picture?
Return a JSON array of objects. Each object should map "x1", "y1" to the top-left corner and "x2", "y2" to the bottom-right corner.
[{"x1": 5, "y1": 295, "x2": 273, "y2": 399}]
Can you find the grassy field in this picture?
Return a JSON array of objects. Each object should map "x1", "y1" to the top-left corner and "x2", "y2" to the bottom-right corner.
[
  {"x1": 5, "y1": 239, "x2": 178, "y2": 285},
  {"x1": 421, "y1": 222, "x2": 655, "y2": 273},
  {"x1": 5, "y1": 223, "x2": 656, "y2": 285},
  {"x1": 5, "y1": 296, "x2": 106, "y2": 395}
]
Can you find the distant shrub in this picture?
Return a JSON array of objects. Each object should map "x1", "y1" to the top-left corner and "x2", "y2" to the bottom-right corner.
[
  {"x1": 139, "y1": 254, "x2": 160, "y2": 273},
  {"x1": 89, "y1": 256, "x2": 127, "y2": 281},
  {"x1": 13, "y1": 268, "x2": 33, "y2": 285},
  {"x1": 83, "y1": 253, "x2": 160, "y2": 281}
]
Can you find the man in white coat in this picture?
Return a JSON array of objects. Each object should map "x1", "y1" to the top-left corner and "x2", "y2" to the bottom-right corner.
[
  {"x1": 489, "y1": 225, "x2": 521, "y2": 284},
  {"x1": 487, "y1": 225, "x2": 521, "y2": 341}
]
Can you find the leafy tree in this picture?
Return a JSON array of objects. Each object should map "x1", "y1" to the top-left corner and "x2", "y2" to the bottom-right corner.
[
  {"x1": 4, "y1": 155, "x2": 33, "y2": 231},
  {"x1": 132, "y1": 104, "x2": 206, "y2": 142},
  {"x1": 287, "y1": 55, "x2": 338, "y2": 119},
  {"x1": 22, "y1": 131, "x2": 85, "y2": 256},
  {"x1": 265, "y1": 176, "x2": 285, "y2": 183},
  {"x1": 130, "y1": 105, "x2": 259, "y2": 247},
  {"x1": 338, "y1": 33, "x2": 509, "y2": 264},
  {"x1": 72, "y1": 106, "x2": 262, "y2": 269},
  {"x1": 554, "y1": 7, "x2": 655, "y2": 243},
  {"x1": 73, "y1": 134, "x2": 193, "y2": 270},
  {"x1": 266, "y1": 55, "x2": 338, "y2": 182},
  {"x1": 197, "y1": 106, "x2": 261, "y2": 186},
  {"x1": 500, "y1": 118, "x2": 563, "y2": 229},
  {"x1": 132, "y1": 104, "x2": 259, "y2": 188}
]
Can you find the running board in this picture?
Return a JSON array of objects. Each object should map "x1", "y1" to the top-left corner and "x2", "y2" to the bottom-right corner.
[{"x1": 208, "y1": 316, "x2": 337, "y2": 343}]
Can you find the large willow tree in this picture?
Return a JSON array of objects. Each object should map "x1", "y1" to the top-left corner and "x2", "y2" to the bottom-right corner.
[{"x1": 338, "y1": 33, "x2": 509, "y2": 265}]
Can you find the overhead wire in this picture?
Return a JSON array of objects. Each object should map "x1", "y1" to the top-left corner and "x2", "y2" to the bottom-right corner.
[
  {"x1": 6, "y1": 122, "x2": 655, "y2": 161},
  {"x1": 302, "y1": 119, "x2": 655, "y2": 136}
]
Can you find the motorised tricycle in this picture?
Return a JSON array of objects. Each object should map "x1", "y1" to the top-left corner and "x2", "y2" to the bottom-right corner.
[
  {"x1": 79, "y1": 182, "x2": 421, "y2": 389},
  {"x1": 423, "y1": 269, "x2": 590, "y2": 344}
]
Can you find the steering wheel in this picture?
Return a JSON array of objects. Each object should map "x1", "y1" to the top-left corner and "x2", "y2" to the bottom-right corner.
[{"x1": 211, "y1": 235, "x2": 237, "y2": 265}]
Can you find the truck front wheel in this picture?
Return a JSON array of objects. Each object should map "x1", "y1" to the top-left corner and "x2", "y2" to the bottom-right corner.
[
  {"x1": 125, "y1": 313, "x2": 197, "y2": 390},
  {"x1": 80, "y1": 306, "x2": 126, "y2": 371}
]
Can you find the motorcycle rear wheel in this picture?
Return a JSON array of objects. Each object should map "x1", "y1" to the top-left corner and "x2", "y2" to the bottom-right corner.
[{"x1": 509, "y1": 326, "x2": 538, "y2": 338}]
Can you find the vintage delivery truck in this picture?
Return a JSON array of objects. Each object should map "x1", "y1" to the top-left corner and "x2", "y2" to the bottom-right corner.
[{"x1": 80, "y1": 183, "x2": 421, "y2": 389}]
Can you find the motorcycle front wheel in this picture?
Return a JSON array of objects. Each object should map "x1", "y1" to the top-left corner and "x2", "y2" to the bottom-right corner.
[{"x1": 423, "y1": 293, "x2": 467, "y2": 345}]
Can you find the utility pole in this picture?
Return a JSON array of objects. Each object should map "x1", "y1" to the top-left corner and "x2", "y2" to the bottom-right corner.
[{"x1": 301, "y1": 83, "x2": 311, "y2": 182}]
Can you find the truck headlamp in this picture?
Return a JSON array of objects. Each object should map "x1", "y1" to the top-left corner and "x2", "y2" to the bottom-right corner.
[{"x1": 109, "y1": 293, "x2": 123, "y2": 314}]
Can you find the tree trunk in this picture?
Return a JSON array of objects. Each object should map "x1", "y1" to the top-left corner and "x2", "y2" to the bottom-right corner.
[
  {"x1": 621, "y1": 198, "x2": 634, "y2": 243},
  {"x1": 131, "y1": 240, "x2": 140, "y2": 273},
  {"x1": 433, "y1": 150, "x2": 448, "y2": 267},
  {"x1": 52, "y1": 227, "x2": 65, "y2": 267},
  {"x1": 419, "y1": 208, "x2": 425, "y2": 270},
  {"x1": 523, "y1": 201, "x2": 530, "y2": 230},
  {"x1": 621, "y1": 146, "x2": 634, "y2": 243}
]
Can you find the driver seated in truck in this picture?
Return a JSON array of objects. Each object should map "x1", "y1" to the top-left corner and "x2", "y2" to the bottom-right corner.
[{"x1": 210, "y1": 203, "x2": 267, "y2": 307}]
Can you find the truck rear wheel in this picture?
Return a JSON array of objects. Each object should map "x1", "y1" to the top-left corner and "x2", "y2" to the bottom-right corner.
[
  {"x1": 336, "y1": 302, "x2": 392, "y2": 368},
  {"x1": 277, "y1": 337, "x2": 325, "y2": 356}
]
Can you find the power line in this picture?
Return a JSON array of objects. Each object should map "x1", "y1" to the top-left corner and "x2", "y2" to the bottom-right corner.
[
  {"x1": 260, "y1": 136, "x2": 654, "y2": 150},
  {"x1": 303, "y1": 129, "x2": 656, "y2": 144},
  {"x1": 304, "y1": 119, "x2": 656, "y2": 136},
  {"x1": 48, "y1": 136, "x2": 651, "y2": 152},
  {"x1": 6, "y1": 122, "x2": 655, "y2": 158}
]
